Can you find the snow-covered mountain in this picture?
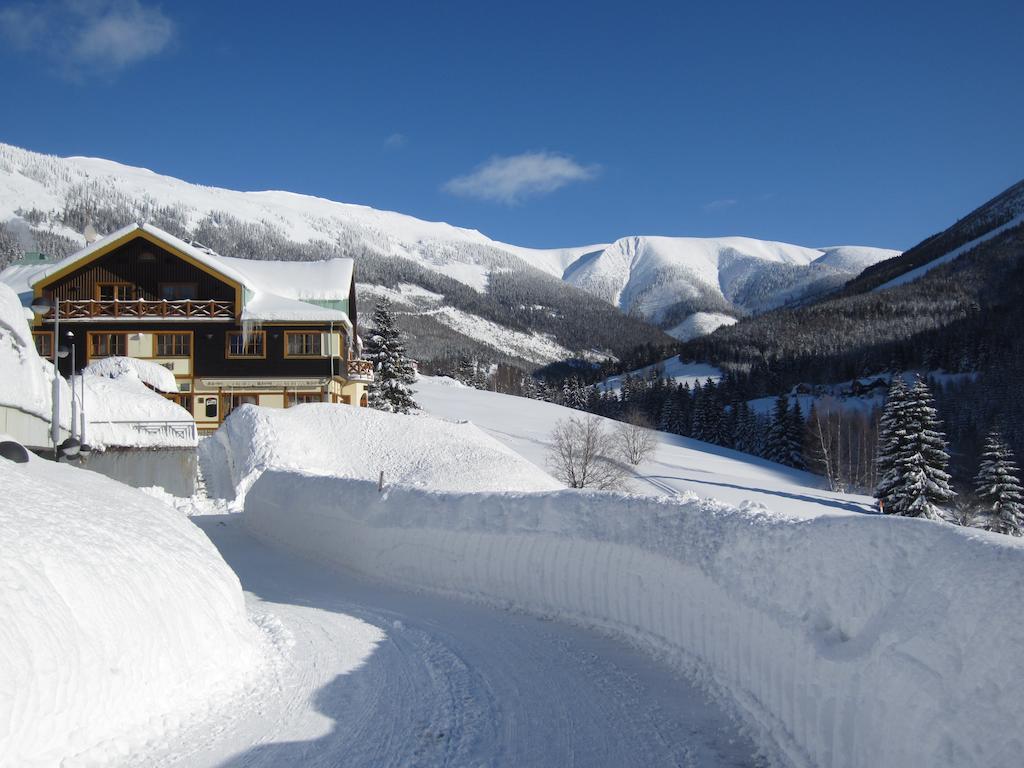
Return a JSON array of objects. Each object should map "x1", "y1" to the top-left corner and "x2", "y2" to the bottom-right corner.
[
  {"x1": 548, "y1": 236, "x2": 898, "y2": 335},
  {"x1": 0, "y1": 142, "x2": 895, "y2": 362}
]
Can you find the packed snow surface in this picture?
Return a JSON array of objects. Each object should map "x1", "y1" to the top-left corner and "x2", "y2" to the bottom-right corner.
[
  {"x1": 0, "y1": 455, "x2": 263, "y2": 766},
  {"x1": 245, "y1": 460, "x2": 1024, "y2": 768},
  {"x1": 200, "y1": 402, "x2": 560, "y2": 506}
]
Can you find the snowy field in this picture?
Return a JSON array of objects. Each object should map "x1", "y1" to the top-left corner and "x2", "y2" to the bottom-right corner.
[{"x1": 417, "y1": 376, "x2": 872, "y2": 518}]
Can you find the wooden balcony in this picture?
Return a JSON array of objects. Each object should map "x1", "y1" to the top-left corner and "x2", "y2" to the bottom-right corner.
[
  {"x1": 345, "y1": 359, "x2": 374, "y2": 382},
  {"x1": 48, "y1": 299, "x2": 234, "y2": 320}
]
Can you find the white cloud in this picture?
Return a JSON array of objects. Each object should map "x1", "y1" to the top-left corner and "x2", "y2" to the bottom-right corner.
[
  {"x1": 0, "y1": 0, "x2": 175, "y2": 75},
  {"x1": 702, "y1": 198, "x2": 738, "y2": 212},
  {"x1": 444, "y1": 151, "x2": 599, "y2": 204},
  {"x1": 384, "y1": 132, "x2": 407, "y2": 149}
]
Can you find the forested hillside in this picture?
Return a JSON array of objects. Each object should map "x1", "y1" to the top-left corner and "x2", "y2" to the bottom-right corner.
[{"x1": 676, "y1": 178, "x2": 1024, "y2": 481}]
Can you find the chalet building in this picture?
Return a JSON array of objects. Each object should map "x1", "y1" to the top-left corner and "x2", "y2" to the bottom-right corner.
[{"x1": 4, "y1": 223, "x2": 372, "y2": 431}]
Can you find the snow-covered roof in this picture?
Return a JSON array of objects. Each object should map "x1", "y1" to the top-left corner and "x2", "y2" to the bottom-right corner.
[{"x1": 9, "y1": 223, "x2": 354, "y2": 327}]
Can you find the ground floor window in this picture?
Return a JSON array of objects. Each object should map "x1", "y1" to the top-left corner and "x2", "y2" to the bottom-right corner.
[
  {"x1": 89, "y1": 332, "x2": 127, "y2": 358},
  {"x1": 32, "y1": 331, "x2": 53, "y2": 358},
  {"x1": 223, "y1": 393, "x2": 259, "y2": 415},
  {"x1": 287, "y1": 391, "x2": 323, "y2": 406}
]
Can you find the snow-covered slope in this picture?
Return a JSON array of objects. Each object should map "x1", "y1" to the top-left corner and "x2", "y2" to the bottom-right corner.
[
  {"x1": 416, "y1": 375, "x2": 872, "y2": 518},
  {"x1": 0, "y1": 142, "x2": 895, "y2": 347},
  {"x1": 560, "y1": 235, "x2": 898, "y2": 336},
  {"x1": 200, "y1": 400, "x2": 561, "y2": 506},
  {"x1": 0, "y1": 455, "x2": 263, "y2": 765}
]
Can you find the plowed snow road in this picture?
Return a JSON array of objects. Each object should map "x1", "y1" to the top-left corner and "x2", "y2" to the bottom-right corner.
[{"x1": 133, "y1": 513, "x2": 763, "y2": 768}]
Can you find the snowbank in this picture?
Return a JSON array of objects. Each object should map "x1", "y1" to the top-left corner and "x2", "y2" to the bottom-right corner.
[
  {"x1": 83, "y1": 355, "x2": 179, "y2": 393},
  {"x1": 0, "y1": 455, "x2": 263, "y2": 766},
  {"x1": 79, "y1": 369, "x2": 196, "y2": 450},
  {"x1": 200, "y1": 403, "x2": 560, "y2": 505},
  {"x1": 245, "y1": 471, "x2": 1024, "y2": 768},
  {"x1": 0, "y1": 283, "x2": 63, "y2": 423}
]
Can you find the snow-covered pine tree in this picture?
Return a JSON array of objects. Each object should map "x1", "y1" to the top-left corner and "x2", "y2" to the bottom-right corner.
[
  {"x1": 364, "y1": 299, "x2": 418, "y2": 414},
  {"x1": 877, "y1": 377, "x2": 954, "y2": 519},
  {"x1": 787, "y1": 399, "x2": 807, "y2": 469},
  {"x1": 765, "y1": 394, "x2": 790, "y2": 465},
  {"x1": 875, "y1": 377, "x2": 910, "y2": 513},
  {"x1": 974, "y1": 430, "x2": 1024, "y2": 536}
]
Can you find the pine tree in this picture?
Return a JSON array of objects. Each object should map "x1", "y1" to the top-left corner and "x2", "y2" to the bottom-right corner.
[
  {"x1": 365, "y1": 299, "x2": 418, "y2": 414},
  {"x1": 875, "y1": 377, "x2": 910, "y2": 504},
  {"x1": 876, "y1": 377, "x2": 955, "y2": 519},
  {"x1": 974, "y1": 430, "x2": 1024, "y2": 536},
  {"x1": 779, "y1": 399, "x2": 804, "y2": 469},
  {"x1": 766, "y1": 394, "x2": 790, "y2": 465}
]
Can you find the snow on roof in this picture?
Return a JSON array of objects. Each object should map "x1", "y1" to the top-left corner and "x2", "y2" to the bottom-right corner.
[
  {"x1": 83, "y1": 356, "x2": 179, "y2": 394},
  {"x1": 16, "y1": 223, "x2": 354, "y2": 326}
]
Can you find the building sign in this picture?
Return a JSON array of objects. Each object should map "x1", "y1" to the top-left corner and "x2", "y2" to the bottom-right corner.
[{"x1": 200, "y1": 378, "x2": 328, "y2": 388}]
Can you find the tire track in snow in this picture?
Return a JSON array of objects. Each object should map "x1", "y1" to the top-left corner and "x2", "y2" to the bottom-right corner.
[{"x1": 133, "y1": 515, "x2": 764, "y2": 768}]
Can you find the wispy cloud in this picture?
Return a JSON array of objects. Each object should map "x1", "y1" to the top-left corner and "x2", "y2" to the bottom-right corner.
[
  {"x1": 0, "y1": 0, "x2": 175, "y2": 76},
  {"x1": 383, "y1": 132, "x2": 407, "y2": 149},
  {"x1": 444, "y1": 151, "x2": 599, "y2": 205},
  {"x1": 702, "y1": 198, "x2": 738, "y2": 212}
]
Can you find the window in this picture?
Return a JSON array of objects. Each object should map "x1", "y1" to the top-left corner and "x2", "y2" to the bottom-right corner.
[
  {"x1": 159, "y1": 283, "x2": 198, "y2": 301},
  {"x1": 156, "y1": 332, "x2": 191, "y2": 357},
  {"x1": 204, "y1": 397, "x2": 218, "y2": 419},
  {"x1": 287, "y1": 392, "x2": 323, "y2": 407},
  {"x1": 89, "y1": 332, "x2": 127, "y2": 358},
  {"x1": 226, "y1": 331, "x2": 265, "y2": 358},
  {"x1": 285, "y1": 331, "x2": 322, "y2": 357},
  {"x1": 32, "y1": 332, "x2": 53, "y2": 358},
  {"x1": 223, "y1": 394, "x2": 258, "y2": 415},
  {"x1": 96, "y1": 283, "x2": 135, "y2": 301}
]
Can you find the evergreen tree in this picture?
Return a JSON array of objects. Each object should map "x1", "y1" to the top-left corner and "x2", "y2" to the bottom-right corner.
[
  {"x1": 365, "y1": 299, "x2": 418, "y2": 414},
  {"x1": 765, "y1": 394, "x2": 791, "y2": 465},
  {"x1": 875, "y1": 377, "x2": 911, "y2": 511},
  {"x1": 787, "y1": 399, "x2": 807, "y2": 469},
  {"x1": 974, "y1": 430, "x2": 1024, "y2": 536},
  {"x1": 876, "y1": 377, "x2": 955, "y2": 519}
]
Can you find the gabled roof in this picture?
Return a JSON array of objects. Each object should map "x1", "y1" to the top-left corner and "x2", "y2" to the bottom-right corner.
[{"x1": 15, "y1": 223, "x2": 354, "y2": 328}]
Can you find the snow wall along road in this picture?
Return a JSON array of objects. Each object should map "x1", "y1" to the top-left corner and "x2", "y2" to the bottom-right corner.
[{"x1": 244, "y1": 470, "x2": 1024, "y2": 768}]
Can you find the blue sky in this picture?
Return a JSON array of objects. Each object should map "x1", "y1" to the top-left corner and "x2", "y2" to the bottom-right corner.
[{"x1": 1, "y1": 0, "x2": 1022, "y2": 250}]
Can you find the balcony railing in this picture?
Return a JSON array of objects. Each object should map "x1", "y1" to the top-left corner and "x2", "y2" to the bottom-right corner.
[
  {"x1": 49, "y1": 299, "x2": 234, "y2": 320},
  {"x1": 345, "y1": 359, "x2": 374, "y2": 382}
]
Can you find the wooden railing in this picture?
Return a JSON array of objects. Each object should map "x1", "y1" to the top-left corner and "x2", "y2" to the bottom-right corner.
[
  {"x1": 345, "y1": 359, "x2": 374, "y2": 382},
  {"x1": 51, "y1": 299, "x2": 234, "y2": 320}
]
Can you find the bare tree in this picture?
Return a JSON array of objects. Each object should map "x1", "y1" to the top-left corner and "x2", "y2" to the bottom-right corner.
[
  {"x1": 547, "y1": 415, "x2": 626, "y2": 490},
  {"x1": 616, "y1": 408, "x2": 657, "y2": 466}
]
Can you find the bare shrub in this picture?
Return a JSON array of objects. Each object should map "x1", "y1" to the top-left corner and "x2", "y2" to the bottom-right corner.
[
  {"x1": 616, "y1": 408, "x2": 657, "y2": 466},
  {"x1": 547, "y1": 415, "x2": 626, "y2": 490}
]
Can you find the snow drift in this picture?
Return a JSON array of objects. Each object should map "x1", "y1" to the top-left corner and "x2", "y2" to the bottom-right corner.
[
  {"x1": 200, "y1": 403, "x2": 561, "y2": 505},
  {"x1": 0, "y1": 455, "x2": 263, "y2": 766},
  {"x1": 244, "y1": 470, "x2": 1024, "y2": 768}
]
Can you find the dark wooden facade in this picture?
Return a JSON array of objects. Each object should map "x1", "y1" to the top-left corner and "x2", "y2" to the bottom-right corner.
[{"x1": 33, "y1": 230, "x2": 368, "y2": 425}]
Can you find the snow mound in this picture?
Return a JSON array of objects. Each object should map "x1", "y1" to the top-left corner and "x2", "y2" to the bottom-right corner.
[
  {"x1": 246, "y1": 470, "x2": 1024, "y2": 768},
  {"x1": 0, "y1": 455, "x2": 263, "y2": 765},
  {"x1": 81, "y1": 373, "x2": 196, "y2": 449},
  {"x1": 0, "y1": 283, "x2": 60, "y2": 422},
  {"x1": 200, "y1": 403, "x2": 561, "y2": 505},
  {"x1": 83, "y1": 355, "x2": 179, "y2": 393}
]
